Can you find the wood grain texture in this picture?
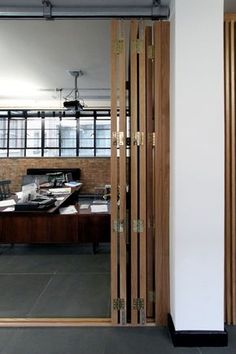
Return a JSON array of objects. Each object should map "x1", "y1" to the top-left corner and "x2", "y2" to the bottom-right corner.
[
  {"x1": 139, "y1": 21, "x2": 147, "y2": 325},
  {"x1": 130, "y1": 19, "x2": 139, "y2": 325},
  {"x1": 224, "y1": 15, "x2": 236, "y2": 325},
  {"x1": 224, "y1": 20, "x2": 232, "y2": 325},
  {"x1": 118, "y1": 20, "x2": 127, "y2": 325},
  {"x1": 230, "y1": 20, "x2": 236, "y2": 324},
  {"x1": 110, "y1": 19, "x2": 119, "y2": 325},
  {"x1": 154, "y1": 21, "x2": 170, "y2": 325},
  {"x1": 145, "y1": 26, "x2": 155, "y2": 319}
]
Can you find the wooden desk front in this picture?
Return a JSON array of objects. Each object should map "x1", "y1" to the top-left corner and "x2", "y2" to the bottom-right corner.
[{"x1": 0, "y1": 192, "x2": 110, "y2": 245}]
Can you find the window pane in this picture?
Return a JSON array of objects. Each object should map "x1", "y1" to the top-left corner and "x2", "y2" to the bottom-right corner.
[
  {"x1": 96, "y1": 139, "x2": 111, "y2": 148},
  {"x1": 27, "y1": 130, "x2": 41, "y2": 140},
  {"x1": 96, "y1": 149, "x2": 111, "y2": 157},
  {"x1": 96, "y1": 130, "x2": 110, "y2": 139},
  {"x1": 61, "y1": 129, "x2": 76, "y2": 139},
  {"x1": 96, "y1": 120, "x2": 111, "y2": 129},
  {"x1": 27, "y1": 118, "x2": 41, "y2": 129},
  {"x1": 61, "y1": 149, "x2": 76, "y2": 157},
  {"x1": 61, "y1": 118, "x2": 76, "y2": 128},
  {"x1": 26, "y1": 149, "x2": 42, "y2": 157},
  {"x1": 44, "y1": 149, "x2": 59, "y2": 157},
  {"x1": 9, "y1": 139, "x2": 25, "y2": 148},
  {"x1": 45, "y1": 138, "x2": 59, "y2": 147},
  {"x1": 0, "y1": 149, "x2": 7, "y2": 157},
  {"x1": 45, "y1": 118, "x2": 60, "y2": 129},
  {"x1": 27, "y1": 139, "x2": 41, "y2": 148},
  {"x1": 0, "y1": 139, "x2": 7, "y2": 148},
  {"x1": 80, "y1": 139, "x2": 94, "y2": 148},
  {"x1": 45, "y1": 130, "x2": 59, "y2": 139},
  {"x1": 79, "y1": 149, "x2": 94, "y2": 157},
  {"x1": 9, "y1": 149, "x2": 24, "y2": 157},
  {"x1": 61, "y1": 139, "x2": 76, "y2": 148}
]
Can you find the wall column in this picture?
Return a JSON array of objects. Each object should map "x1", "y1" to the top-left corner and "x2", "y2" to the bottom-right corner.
[{"x1": 169, "y1": 0, "x2": 227, "y2": 346}]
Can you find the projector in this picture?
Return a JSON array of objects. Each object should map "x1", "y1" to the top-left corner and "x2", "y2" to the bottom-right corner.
[{"x1": 63, "y1": 100, "x2": 84, "y2": 111}]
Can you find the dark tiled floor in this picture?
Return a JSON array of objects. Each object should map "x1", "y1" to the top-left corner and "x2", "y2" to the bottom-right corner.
[
  {"x1": 0, "y1": 326, "x2": 234, "y2": 354},
  {"x1": 0, "y1": 244, "x2": 110, "y2": 318}
]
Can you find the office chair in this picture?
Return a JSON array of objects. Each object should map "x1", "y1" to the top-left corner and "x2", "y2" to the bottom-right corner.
[{"x1": 0, "y1": 180, "x2": 11, "y2": 200}]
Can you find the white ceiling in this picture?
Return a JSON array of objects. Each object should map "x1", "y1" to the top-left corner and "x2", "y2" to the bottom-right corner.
[{"x1": 0, "y1": 0, "x2": 234, "y2": 110}]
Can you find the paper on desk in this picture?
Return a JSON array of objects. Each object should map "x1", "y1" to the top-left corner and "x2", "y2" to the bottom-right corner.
[
  {"x1": 16, "y1": 191, "x2": 23, "y2": 199},
  {"x1": 64, "y1": 182, "x2": 82, "y2": 187},
  {"x1": 0, "y1": 199, "x2": 16, "y2": 207},
  {"x1": 2, "y1": 207, "x2": 15, "y2": 212},
  {"x1": 80, "y1": 204, "x2": 90, "y2": 209},
  {"x1": 49, "y1": 188, "x2": 71, "y2": 194},
  {"x1": 59, "y1": 205, "x2": 78, "y2": 214},
  {"x1": 56, "y1": 196, "x2": 65, "y2": 201},
  {"x1": 90, "y1": 205, "x2": 108, "y2": 213}
]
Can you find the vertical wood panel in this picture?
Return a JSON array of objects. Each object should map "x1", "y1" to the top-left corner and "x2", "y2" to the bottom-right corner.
[
  {"x1": 224, "y1": 15, "x2": 236, "y2": 326},
  {"x1": 139, "y1": 21, "x2": 147, "y2": 324},
  {"x1": 224, "y1": 20, "x2": 232, "y2": 325},
  {"x1": 230, "y1": 20, "x2": 236, "y2": 324},
  {"x1": 118, "y1": 21, "x2": 127, "y2": 325},
  {"x1": 110, "y1": 19, "x2": 119, "y2": 324},
  {"x1": 154, "y1": 21, "x2": 170, "y2": 325},
  {"x1": 145, "y1": 26, "x2": 155, "y2": 319},
  {"x1": 130, "y1": 19, "x2": 139, "y2": 325}
]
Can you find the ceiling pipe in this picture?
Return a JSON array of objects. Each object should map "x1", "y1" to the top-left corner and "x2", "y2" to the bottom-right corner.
[{"x1": 0, "y1": 5, "x2": 170, "y2": 20}]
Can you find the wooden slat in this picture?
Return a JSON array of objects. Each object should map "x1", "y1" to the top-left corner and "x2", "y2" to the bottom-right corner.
[
  {"x1": 139, "y1": 21, "x2": 147, "y2": 325},
  {"x1": 145, "y1": 26, "x2": 155, "y2": 319},
  {"x1": 154, "y1": 21, "x2": 170, "y2": 325},
  {"x1": 224, "y1": 20, "x2": 232, "y2": 325},
  {"x1": 110, "y1": 19, "x2": 119, "y2": 324},
  {"x1": 230, "y1": 20, "x2": 236, "y2": 324},
  {"x1": 225, "y1": 14, "x2": 236, "y2": 21},
  {"x1": 118, "y1": 20, "x2": 127, "y2": 325},
  {"x1": 130, "y1": 19, "x2": 139, "y2": 325}
]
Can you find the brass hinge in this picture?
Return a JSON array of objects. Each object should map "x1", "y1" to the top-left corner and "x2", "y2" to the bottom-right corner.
[
  {"x1": 114, "y1": 40, "x2": 124, "y2": 55},
  {"x1": 112, "y1": 132, "x2": 124, "y2": 146},
  {"x1": 148, "y1": 45, "x2": 155, "y2": 60},
  {"x1": 133, "y1": 298, "x2": 146, "y2": 325},
  {"x1": 113, "y1": 219, "x2": 124, "y2": 233},
  {"x1": 132, "y1": 132, "x2": 144, "y2": 146},
  {"x1": 132, "y1": 39, "x2": 143, "y2": 54},
  {"x1": 133, "y1": 298, "x2": 144, "y2": 311},
  {"x1": 133, "y1": 219, "x2": 144, "y2": 233},
  {"x1": 113, "y1": 298, "x2": 125, "y2": 311}
]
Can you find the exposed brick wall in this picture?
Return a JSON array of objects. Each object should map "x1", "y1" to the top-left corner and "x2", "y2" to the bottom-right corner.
[{"x1": 0, "y1": 158, "x2": 110, "y2": 194}]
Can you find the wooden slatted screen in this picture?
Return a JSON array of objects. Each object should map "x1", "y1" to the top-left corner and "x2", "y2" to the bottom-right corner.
[
  {"x1": 111, "y1": 19, "x2": 170, "y2": 326},
  {"x1": 224, "y1": 15, "x2": 236, "y2": 325}
]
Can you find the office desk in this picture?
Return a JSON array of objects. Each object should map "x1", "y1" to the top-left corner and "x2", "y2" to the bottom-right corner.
[{"x1": 0, "y1": 191, "x2": 110, "y2": 248}]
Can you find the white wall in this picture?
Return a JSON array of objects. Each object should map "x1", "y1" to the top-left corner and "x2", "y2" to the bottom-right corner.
[{"x1": 170, "y1": 0, "x2": 225, "y2": 331}]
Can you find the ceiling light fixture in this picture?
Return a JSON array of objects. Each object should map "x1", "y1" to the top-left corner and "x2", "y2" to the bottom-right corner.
[{"x1": 63, "y1": 70, "x2": 84, "y2": 112}]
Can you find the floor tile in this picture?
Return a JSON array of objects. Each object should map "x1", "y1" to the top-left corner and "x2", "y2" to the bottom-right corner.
[
  {"x1": 2, "y1": 328, "x2": 107, "y2": 354},
  {"x1": 29, "y1": 273, "x2": 110, "y2": 318},
  {"x1": 199, "y1": 325, "x2": 236, "y2": 354},
  {"x1": 0, "y1": 329, "x2": 17, "y2": 354},
  {"x1": 104, "y1": 327, "x2": 200, "y2": 354},
  {"x1": 55, "y1": 254, "x2": 110, "y2": 274},
  {"x1": 0, "y1": 274, "x2": 51, "y2": 317}
]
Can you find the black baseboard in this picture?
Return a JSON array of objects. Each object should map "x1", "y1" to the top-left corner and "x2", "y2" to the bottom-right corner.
[{"x1": 167, "y1": 314, "x2": 228, "y2": 347}]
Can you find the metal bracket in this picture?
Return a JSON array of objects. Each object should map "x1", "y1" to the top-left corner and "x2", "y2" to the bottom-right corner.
[
  {"x1": 113, "y1": 220, "x2": 124, "y2": 233},
  {"x1": 152, "y1": 132, "x2": 156, "y2": 147},
  {"x1": 113, "y1": 298, "x2": 125, "y2": 311},
  {"x1": 132, "y1": 132, "x2": 144, "y2": 146},
  {"x1": 114, "y1": 40, "x2": 124, "y2": 55},
  {"x1": 148, "y1": 45, "x2": 155, "y2": 60},
  {"x1": 132, "y1": 39, "x2": 143, "y2": 54},
  {"x1": 133, "y1": 298, "x2": 144, "y2": 311},
  {"x1": 112, "y1": 132, "x2": 124, "y2": 147},
  {"x1": 42, "y1": 0, "x2": 53, "y2": 19},
  {"x1": 133, "y1": 219, "x2": 144, "y2": 233}
]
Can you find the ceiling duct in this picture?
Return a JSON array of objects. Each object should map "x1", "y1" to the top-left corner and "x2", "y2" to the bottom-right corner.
[{"x1": 0, "y1": 1, "x2": 170, "y2": 20}]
